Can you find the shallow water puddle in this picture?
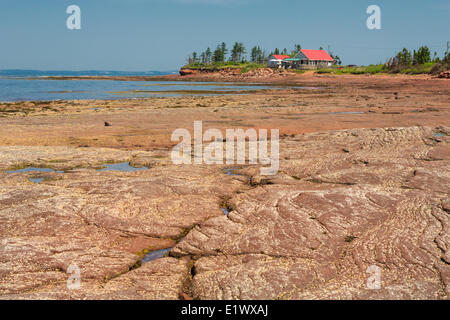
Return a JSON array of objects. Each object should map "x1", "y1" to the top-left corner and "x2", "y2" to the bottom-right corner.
[
  {"x1": 5, "y1": 163, "x2": 148, "y2": 183},
  {"x1": 97, "y1": 162, "x2": 148, "y2": 172},
  {"x1": 435, "y1": 132, "x2": 445, "y2": 137},
  {"x1": 142, "y1": 236, "x2": 187, "y2": 264},
  {"x1": 221, "y1": 208, "x2": 230, "y2": 216},
  {"x1": 6, "y1": 167, "x2": 64, "y2": 184},
  {"x1": 6, "y1": 167, "x2": 63, "y2": 174},
  {"x1": 223, "y1": 168, "x2": 242, "y2": 176},
  {"x1": 142, "y1": 248, "x2": 172, "y2": 263}
]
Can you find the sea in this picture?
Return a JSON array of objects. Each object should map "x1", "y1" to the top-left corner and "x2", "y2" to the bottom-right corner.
[{"x1": 0, "y1": 70, "x2": 278, "y2": 102}]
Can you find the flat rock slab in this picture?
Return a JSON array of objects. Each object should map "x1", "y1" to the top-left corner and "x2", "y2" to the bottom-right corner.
[
  {"x1": 1, "y1": 258, "x2": 188, "y2": 300},
  {"x1": 173, "y1": 126, "x2": 450, "y2": 300},
  {"x1": 0, "y1": 126, "x2": 448, "y2": 299},
  {"x1": 0, "y1": 148, "x2": 243, "y2": 298}
]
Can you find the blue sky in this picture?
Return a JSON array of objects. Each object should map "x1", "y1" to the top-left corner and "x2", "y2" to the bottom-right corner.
[{"x1": 0, "y1": 0, "x2": 448, "y2": 71}]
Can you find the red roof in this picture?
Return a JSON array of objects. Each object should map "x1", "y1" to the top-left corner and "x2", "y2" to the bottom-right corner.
[
  {"x1": 300, "y1": 49, "x2": 334, "y2": 61},
  {"x1": 271, "y1": 55, "x2": 290, "y2": 60}
]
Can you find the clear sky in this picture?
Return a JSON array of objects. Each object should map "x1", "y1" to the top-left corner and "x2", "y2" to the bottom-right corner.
[{"x1": 0, "y1": 0, "x2": 449, "y2": 71}]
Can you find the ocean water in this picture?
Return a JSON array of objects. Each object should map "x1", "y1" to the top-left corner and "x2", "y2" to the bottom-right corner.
[
  {"x1": 0, "y1": 70, "x2": 177, "y2": 78},
  {"x1": 0, "y1": 70, "x2": 286, "y2": 102}
]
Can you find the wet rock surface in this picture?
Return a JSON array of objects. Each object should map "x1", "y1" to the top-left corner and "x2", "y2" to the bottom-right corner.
[
  {"x1": 173, "y1": 126, "x2": 450, "y2": 300},
  {"x1": 0, "y1": 148, "x2": 243, "y2": 299},
  {"x1": 1, "y1": 126, "x2": 448, "y2": 299}
]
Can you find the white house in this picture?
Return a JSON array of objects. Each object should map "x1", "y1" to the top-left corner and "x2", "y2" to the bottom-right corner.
[
  {"x1": 267, "y1": 55, "x2": 290, "y2": 68},
  {"x1": 286, "y1": 49, "x2": 334, "y2": 69}
]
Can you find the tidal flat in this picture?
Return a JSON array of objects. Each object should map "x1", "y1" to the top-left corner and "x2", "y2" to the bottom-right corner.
[{"x1": 0, "y1": 73, "x2": 449, "y2": 299}]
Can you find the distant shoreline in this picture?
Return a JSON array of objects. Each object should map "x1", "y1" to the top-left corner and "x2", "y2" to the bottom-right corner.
[
  {"x1": 17, "y1": 71, "x2": 441, "y2": 84},
  {"x1": 0, "y1": 73, "x2": 443, "y2": 104},
  {"x1": 21, "y1": 75, "x2": 183, "y2": 82}
]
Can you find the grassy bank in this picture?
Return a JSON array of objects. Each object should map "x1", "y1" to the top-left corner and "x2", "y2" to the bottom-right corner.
[
  {"x1": 315, "y1": 62, "x2": 442, "y2": 75},
  {"x1": 183, "y1": 62, "x2": 266, "y2": 74},
  {"x1": 183, "y1": 61, "x2": 447, "y2": 76}
]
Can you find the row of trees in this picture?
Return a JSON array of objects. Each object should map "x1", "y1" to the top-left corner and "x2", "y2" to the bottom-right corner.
[
  {"x1": 386, "y1": 46, "x2": 441, "y2": 70},
  {"x1": 188, "y1": 42, "x2": 245, "y2": 65},
  {"x1": 187, "y1": 42, "x2": 340, "y2": 66},
  {"x1": 269, "y1": 44, "x2": 302, "y2": 57}
]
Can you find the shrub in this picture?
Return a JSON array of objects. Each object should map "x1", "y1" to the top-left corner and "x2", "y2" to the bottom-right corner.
[
  {"x1": 240, "y1": 63, "x2": 266, "y2": 74},
  {"x1": 316, "y1": 68, "x2": 333, "y2": 74}
]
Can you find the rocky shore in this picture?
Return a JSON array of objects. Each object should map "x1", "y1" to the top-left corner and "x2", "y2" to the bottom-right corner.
[
  {"x1": 179, "y1": 67, "x2": 293, "y2": 79},
  {"x1": 0, "y1": 74, "x2": 449, "y2": 299}
]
